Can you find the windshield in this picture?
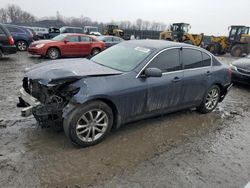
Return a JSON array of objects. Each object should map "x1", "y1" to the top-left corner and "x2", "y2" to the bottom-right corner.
[
  {"x1": 91, "y1": 44, "x2": 152, "y2": 71},
  {"x1": 52, "y1": 34, "x2": 66, "y2": 41}
]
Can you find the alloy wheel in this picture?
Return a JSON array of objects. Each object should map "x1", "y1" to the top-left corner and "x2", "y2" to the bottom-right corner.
[
  {"x1": 205, "y1": 88, "x2": 219, "y2": 110},
  {"x1": 17, "y1": 41, "x2": 27, "y2": 51},
  {"x1": 76, "y1": 109, "x2": 108, "y2": 142}
]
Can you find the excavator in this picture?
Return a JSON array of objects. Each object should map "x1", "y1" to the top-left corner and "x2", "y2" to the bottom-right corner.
[
  {"x1": 103, "y1": 25, "x2": 124, "y2": 38},
  {"x1": 207, "y1": 25, "x2": 250, "y2": 57},
  {"x1": 159, "y1": 23, "x2": 204, "y2": 46}
]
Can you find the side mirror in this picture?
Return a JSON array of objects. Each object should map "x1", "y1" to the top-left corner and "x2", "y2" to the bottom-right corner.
[
  {"x1": 64, "y1": 38, "x2": 69, "y2": 43},
  {"x1": 144, "y1": 68, "x2": 162, "y2": 77}
]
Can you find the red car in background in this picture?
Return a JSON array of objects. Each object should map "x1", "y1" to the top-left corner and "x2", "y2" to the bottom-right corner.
[{"x1": 28, "y1": 33, "x2": 105, "y2": 59}]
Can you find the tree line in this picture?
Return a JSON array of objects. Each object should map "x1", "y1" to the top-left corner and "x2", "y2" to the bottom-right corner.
[{"x1": 0, "y1": 4, "x2": 168, "y2": 31}]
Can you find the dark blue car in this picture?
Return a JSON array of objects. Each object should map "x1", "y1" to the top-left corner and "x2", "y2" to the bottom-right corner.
[
  {"x1": 4, "y1": 24, "x2": 33, "y2": 51},
  {"x1": 18, "y1": 40, "x2": 232, "y2": 147}
]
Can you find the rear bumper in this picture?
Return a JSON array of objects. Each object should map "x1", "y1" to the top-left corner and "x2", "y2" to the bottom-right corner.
[
  {"x1": 219, "y1": 83, "x2": 233, "y2": 102},
  {"x1": 2, "y1": 45, "x2": 17, "y2": 55}
]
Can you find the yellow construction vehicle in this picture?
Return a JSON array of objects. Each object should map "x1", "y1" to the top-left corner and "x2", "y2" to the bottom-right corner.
[
  {"x1": 103, "y1": 25, "x2": 124, "y2": 38},
  {"x1": 159, "y1": 23, "x2": 204, "y2": 46},
  {"x1": 207, "y1": 25, "x2": 250, "y2": 57}
]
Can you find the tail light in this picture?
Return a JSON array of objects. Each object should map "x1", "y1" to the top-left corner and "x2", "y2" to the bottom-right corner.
[{"x1": 8, "y1": 36, "x2": 15, "y2": 46}]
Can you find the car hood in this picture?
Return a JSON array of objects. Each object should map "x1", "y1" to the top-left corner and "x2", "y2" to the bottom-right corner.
[
  {"x1": 25, "y1": 58, "x2": 122, "y2": 85},
  {"x1": 232, "y1": 58, "x2": 250, "y2": 70}
]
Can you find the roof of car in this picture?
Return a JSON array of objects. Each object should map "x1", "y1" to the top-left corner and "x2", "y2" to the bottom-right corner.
[
  {"x1": 60, "y1": 26, "x2": 83, "y2": 29},
  {"x1": 123, "y1": 39, "x2": 193, "y2": 50}
]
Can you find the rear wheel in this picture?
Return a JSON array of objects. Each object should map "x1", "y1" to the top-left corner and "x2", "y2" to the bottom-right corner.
[
  {"x1": 47, "y1": 47, "x2": 60, "y2": 59},
  {"x1": 197, "y1": 85, "x2": 221, "y2": 114},
  {"x1": 230, "y1": 45, "x2": 243, "y2": 57},
  {"x1": 91, "y1": 48, "x2": 101, "y2": 56},
  {"x1": 16, "y1": 40, "x2": 28, "y2": 51},
  {"x1": 63, "y1": 101, "x2": 113, "y2": 147}
]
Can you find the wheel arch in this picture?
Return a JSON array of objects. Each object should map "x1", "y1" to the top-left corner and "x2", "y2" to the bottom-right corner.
[
  {"x1": 65, "y1": 97, "x2": 122, "y2": 130},
  {"x1": 212, "y1": 82, "x2": 226, "y2": 102},
  {"x1": 47, "y1": 46, "x2": 61, "y2": 54},
  {"x1": 91, "y1": 97, "x2": 121, "y2": 129}
]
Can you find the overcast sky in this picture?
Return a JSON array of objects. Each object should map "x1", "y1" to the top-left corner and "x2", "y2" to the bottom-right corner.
[{"x1": 2, "y1": 0, "x2": 250, "y2": 35}]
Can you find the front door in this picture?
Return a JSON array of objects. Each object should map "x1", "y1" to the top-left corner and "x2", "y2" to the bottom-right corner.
[
  {"x1": 145, "y1": 48, "x2": 184, "y2": 113},
  {"x1": 61, "y1": 35, "x2": 81, "y2": 56}
]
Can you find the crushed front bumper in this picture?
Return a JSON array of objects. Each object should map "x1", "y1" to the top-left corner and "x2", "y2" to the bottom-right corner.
[
  {"x1": 18, "y1": 87, "x2": 64, "y2": 128},
  {"x1": 18, "y1": 88, "x2": 41, "y2": 117}
]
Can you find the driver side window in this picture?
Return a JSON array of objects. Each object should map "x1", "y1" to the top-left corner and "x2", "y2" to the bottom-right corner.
[{"x1": 147, "y1": 49, "x2": 181, "y2": 73}]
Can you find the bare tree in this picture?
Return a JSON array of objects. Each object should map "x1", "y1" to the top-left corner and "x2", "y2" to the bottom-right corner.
[
  {"x1": 136, "y1": 18, "x2": 143, "y2": 30},
  {"x1": 0, "y1": 8, "x2": 8, "y2": 23}
]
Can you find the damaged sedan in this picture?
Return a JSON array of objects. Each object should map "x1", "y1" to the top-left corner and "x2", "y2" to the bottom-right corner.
[{"x1": 18, "y1": 40, "x2": 232, "y2": 147}]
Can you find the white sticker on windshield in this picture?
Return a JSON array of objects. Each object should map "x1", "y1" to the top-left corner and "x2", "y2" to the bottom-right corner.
[{"x1": 135, "y1": 47, "x2": 150, "y2": 53}]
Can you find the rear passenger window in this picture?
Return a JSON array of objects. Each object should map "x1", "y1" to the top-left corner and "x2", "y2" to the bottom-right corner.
[
  {"x1": 80, "y1": 36, "x2": 92, "y2": 42},
  {"x1": 148, "y1": 49, "x2": 181, "y2": 72},
  {"x1": 202, "y1": 52, "x2": 211, "y2": 66},
  {"x1": 183, "y1": 49, "x2": 203, "y2": 69}
]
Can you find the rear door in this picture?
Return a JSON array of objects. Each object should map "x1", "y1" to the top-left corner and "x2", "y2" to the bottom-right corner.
[
  {"x1": 79, "y1": 36, "x2": 92, "y2": 55},
  {"x1": 145, "y1": 48, "x2": 184, "y2": 113},
  {"x1": 182, "y1": 48, "x2": 212, "y2": 107}
]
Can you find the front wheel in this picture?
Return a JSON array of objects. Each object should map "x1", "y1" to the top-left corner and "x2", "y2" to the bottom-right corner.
[
  {"x1": 197, "y1": 85, "x2": 221, "y2": 114},
  {"x1": 63, "y1": 101, "x2": 113, "y2": 147},
  {"x1": 47, "y1": 48, "x2": 60, "y2": 59}
]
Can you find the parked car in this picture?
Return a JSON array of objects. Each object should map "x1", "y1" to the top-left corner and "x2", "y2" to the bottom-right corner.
[
  {"x1": 45, "y1": 27, "x2": 60, "y2": 39},
  {"x1": 29, "y1": 27, "x2": 49, "y2": 39},
  {"x1": 4, "y1": 24, "x2": 34, "y2": 51},
  {"x1": 18, "y1": 40, "x2": 232, "y2": 147},
  {"x1": 0, "y1": 23, "x2": 17, "y2": 58},
  {"x1": 230, "y1": 54, "x2": 250, "y2": 85},
  {"x1": 28, "y1": 33, "x2": 105, "y2": 59},
  {"x1": 60, "y1": 26, "x2": 84, "y2": 34},
  {"x1": 21, "y1": 27, "x2": 40, "y2": 41},
  {"x1": 97, "y1": 35, "x2": 124, "y2": 48},
  {"x1": 83, "y1": 26, "x2": 102, "y2": 36}
]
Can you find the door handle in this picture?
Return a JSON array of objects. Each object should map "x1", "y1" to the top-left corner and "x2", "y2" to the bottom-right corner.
[
  {"x1": 206, "y1": 71, "x2": 212, "y2": 76},
  {"x1": 172, "y1": 77, "x2": 182, "y2": 82}
]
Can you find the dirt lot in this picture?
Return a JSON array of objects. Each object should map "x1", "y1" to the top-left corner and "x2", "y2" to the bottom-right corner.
[{"x1": 0, "y1": 52, "x2": 250, "y2": 188}]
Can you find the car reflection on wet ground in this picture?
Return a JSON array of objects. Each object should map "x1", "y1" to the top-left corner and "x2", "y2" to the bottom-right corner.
[{"x1": 0, "y1": 52, "x2": 249, "y2": 188}]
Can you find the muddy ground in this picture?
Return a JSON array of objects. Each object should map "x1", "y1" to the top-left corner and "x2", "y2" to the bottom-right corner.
[{"x1": 0, "y1": 52, "x2": 250, "y2": 188}]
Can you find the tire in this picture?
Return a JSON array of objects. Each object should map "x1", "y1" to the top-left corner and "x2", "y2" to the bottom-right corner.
[
  {"x1": 197, "y1": 85, "x2": 221, "y2": 114},
  {"x1": 230, "y1": 45, "x2": 244, "y2": 57},
  {"x1": 16, "y1": 40, "x2": 28, "y2": 51},
  {"x1": 63, "y1": 101, "x2": 113, "y2": 147},
  {"x1": 47, "y1": 47, "x2": 60, "y2": 59},
  {"x1": 91, "y1": 48, "x2": 101, "y2": 56},
  {"x1": 208, "y1": 43, "x2": 220, "y2": 55}
]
